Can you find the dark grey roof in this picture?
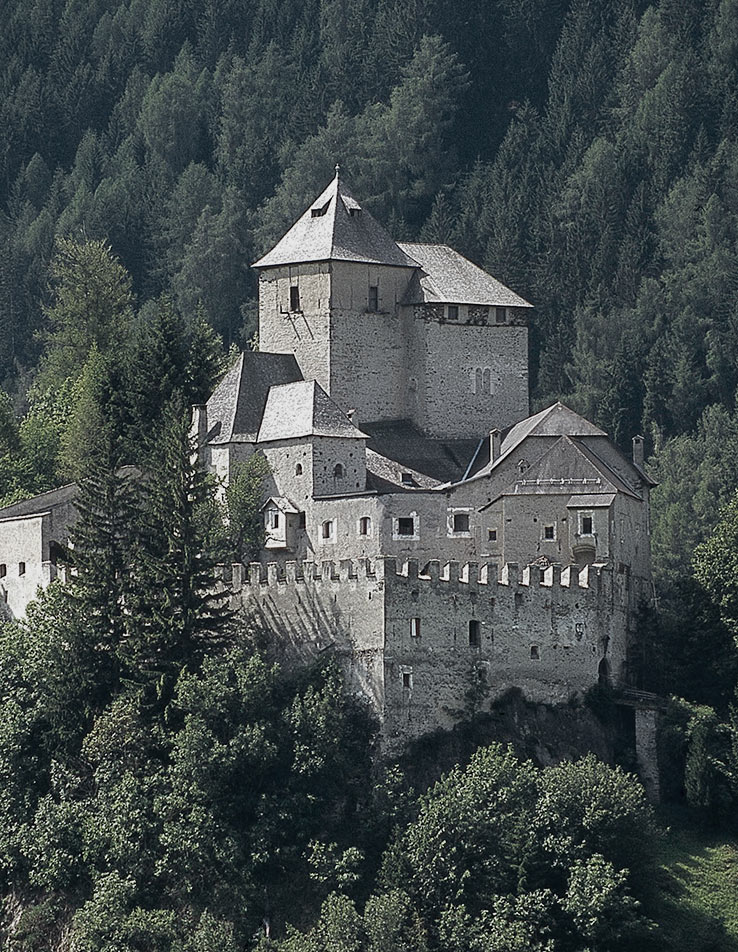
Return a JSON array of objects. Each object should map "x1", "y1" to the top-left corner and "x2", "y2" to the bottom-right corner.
[
  {"x1": 361, "y1": 420, "x2": 480, "y2": 484},
  {"x1": 397, "y1": 243, "x2": 533, "y2": 308},
  {"x1": 257, "y1": 380, "x2": 367, "y2": 442},
  {"x1": 253, "y1": 173, "x2": 417, "y2": 269},
  {"x1": 206, "y1": 351, "x2": 303, "y2": 444},
  {"x1": 0, "y1": 483, "x2": 78, "y2": 520}
]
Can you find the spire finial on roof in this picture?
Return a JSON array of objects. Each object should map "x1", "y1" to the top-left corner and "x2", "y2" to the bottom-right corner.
[{"x1": 334, "y1": 163, "x2": 340, "y2": 179}]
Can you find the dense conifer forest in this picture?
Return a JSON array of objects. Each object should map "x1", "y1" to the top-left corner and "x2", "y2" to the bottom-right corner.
[{"x1": 4, "y1": 0, "x2": 738, "y2": 948}]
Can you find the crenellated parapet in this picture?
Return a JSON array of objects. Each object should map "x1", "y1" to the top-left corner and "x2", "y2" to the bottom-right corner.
[{"x1": 226, "y1": 555, "x2": 633, "y2": 748}]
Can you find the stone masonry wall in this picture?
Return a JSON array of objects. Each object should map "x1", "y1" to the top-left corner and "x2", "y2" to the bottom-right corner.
[
  {"x1": 231, "y1": 557, "x2": 631, "y2": 750},
  {"x1": 409, "y1": 318, "x2": 529, "y2": 438}
]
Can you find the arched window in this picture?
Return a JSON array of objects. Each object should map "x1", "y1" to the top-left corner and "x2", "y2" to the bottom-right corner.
[
  {"x1": 359, "y1": 516, "x2": 371, "y2": 536},
  {"x1": 333, "y1": 463, "x2": 345, "y2": 478},
  {"x1": 295, "y1": 463, "x2": 303, "y2": 476}
]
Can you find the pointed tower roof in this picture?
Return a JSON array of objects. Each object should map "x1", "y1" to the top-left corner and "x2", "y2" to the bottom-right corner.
[
  {"x1": 253, "y1": 169, "x2": 417, "y2": 269},
  {"x1": 257, "y1": 380, "x2": 368, "y2": 442}
]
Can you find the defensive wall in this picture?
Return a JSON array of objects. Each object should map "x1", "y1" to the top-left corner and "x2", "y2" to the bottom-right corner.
[{"x1": 227, "y1": 556, "x2": 633, "y2": 748}]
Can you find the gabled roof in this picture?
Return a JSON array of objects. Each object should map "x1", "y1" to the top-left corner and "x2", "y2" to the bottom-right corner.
[
  {"x1": 257, "y1": 380, "x2": 368, "y2": 442},
  {"x1": 206, "y1": 351, "x2": 303, "y2": 444},
  {"x1": 398, "y1": 243, "x2": 532, "y2": 308},
  {"x1": 260, "y1": 496, "x2": 299, "y2": 513},
  {"x1": 253, "y1": 171, "x2": 416, "y2": 269},
  {"x1": 480, "y1": 436, "x2": 641, "y2": 510}
]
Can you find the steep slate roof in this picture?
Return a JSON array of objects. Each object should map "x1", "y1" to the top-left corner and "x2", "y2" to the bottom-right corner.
[
  {"x1": 461, "y1": 403, "x2": 609, "y2": 484},
  {"x1": 206, "y1": 351, "x2": 303, "y2": 444},
  {"x1": 398, "y1": 243, "x2": 533, "y2": 308},
  {"x1": 0, "y1": 483, "x2": 77, "y2": 520},
  {"x1": 253, "y1": 172, "x2": 416, "y2": 269},
  {"x1": 501, "y1": 402, "x2": 606, "y2": 454},
  {"x1": 257, "y1": 380, "x2": 367, "y2": 442}
]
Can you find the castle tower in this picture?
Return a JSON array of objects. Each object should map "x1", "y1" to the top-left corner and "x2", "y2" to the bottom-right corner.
[
  {"x1": 254, "y1": 171, "x2": 532, "y2": 438},
  {"x1": 254, "y1": 169, "x2": 417, "y2": 426}
]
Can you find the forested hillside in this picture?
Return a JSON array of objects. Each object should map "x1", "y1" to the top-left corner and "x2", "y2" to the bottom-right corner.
[{"x1": 6, "y1": 2, "x2": 738, "y2": 948}]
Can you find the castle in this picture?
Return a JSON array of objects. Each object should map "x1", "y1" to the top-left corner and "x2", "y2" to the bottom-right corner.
[{"x1": 0, "y1": 170, "x2": 654, "y2": 748}]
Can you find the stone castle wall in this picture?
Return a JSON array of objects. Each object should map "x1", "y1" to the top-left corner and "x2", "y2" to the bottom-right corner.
[{"x1": 229, "y1": 556, "x2": 632, "y2": 748}]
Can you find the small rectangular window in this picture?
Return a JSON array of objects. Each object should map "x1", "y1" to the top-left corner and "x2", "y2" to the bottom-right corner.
[
  {"x1": 397, "y1": 517, "x2": 415, "y2": 536},
  {"x1": 0, "y1": 564, "x2": 5, "y2": 578},
  {"x1": 402, "y1": 671, "x2": 412, "y2": 689},
  {"x1": 488, "y1": 528, "x2": 497, "y2": 543},
  {"x1": 530, "y1": 645, "x2": 540, "y2": 660},
  {"x1": 469, "y1": 620, "x2": 481, "y2": 648},
  {"x1": 495, "y1": 306, "x2": 507, "y2": 324},
  {"x1": 290, "y1": 285, "x2": 300, "y2": 311},
  {"x1": 453, "y1": 512, "x2": 470, "y2": 534},
  {"x1": 543, "y1": 524, "x2": 555, "y2": 540},
  {"x1": 411, "y1": 617, "x2": 421, "y2": 638},
  {"x1": 269, "y1": 511, "x2": 279, "y2": 529},
  {"x1": 322, "y1": 520, "x2": 334, "y2": 540},
  {"x1": 401, "y1": 472, "x2": 414, "y2": 486},
  {"x1": 368, "y1": 285, "x2": 379, "y2": 312},
  {"x1": 18, "y1": 562, "x2": 26, "y2": 576},
  {"x1": 359, "y1": 516, "x2": 371, "y2": 536},
  {"x1": 447, "y1": 304, "x2": 459, "y2": 321},
  {"x1": 581, "y1": 515, "x2": 593, "y2": 535}
]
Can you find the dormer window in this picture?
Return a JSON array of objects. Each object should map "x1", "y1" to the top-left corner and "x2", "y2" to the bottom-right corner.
[
  {"x1": 311, "y1": 199, "x2": 331, "y2": 217},
  {"x1": 349, "y1": 207, "x2": 361, "y2": 217},
  {"x1": 290, "y1": 285, "x2": 301, "y2": 311}
]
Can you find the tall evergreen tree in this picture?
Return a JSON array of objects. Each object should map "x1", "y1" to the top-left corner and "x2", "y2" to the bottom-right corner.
[{"x1": 122, "y1": 403, "x2": 230, "y2": 701}]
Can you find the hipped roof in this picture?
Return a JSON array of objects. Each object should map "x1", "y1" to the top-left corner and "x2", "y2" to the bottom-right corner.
[
  {"x1": 253, "y1": 172, "x2": 416, "y2": 269},
  {"x1": 257, "y1": 380, "x2": 368, "y2": 442}
]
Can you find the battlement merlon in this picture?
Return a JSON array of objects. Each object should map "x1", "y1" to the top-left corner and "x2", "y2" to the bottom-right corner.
[{"x1": 223, "y1": 557, "x2": 619, "y2": 600}]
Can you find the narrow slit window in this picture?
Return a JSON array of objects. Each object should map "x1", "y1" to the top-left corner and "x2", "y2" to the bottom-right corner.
[
  {"x1": 469, "y1": 620, "x2": 481, "y2": 648},
  {"x1": 368, "y1": 285, "x2": 379, "y2": 311},
  {"x1": 0, "y1": 564, "x2": 6, "y2": 578},
  {"x1": 290, "y1": 285, "x2": 300, "y2": 311},
  {"x1": 402, "y1": 671, "x2": 412, "y2": 689},
  {"x1": 581, "y1": 515, "x2": 593, "y2": 535},
  {"x1": 411, "y1": 617, "x2": 421, "y2": 638},
  {"x1": 18, "y1": 562, "x2": 26, "y2": 576}
]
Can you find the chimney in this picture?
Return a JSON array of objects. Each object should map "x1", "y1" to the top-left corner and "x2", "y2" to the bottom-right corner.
[
  {"x1": 192, "y1": 404, "x2": 208, "y2": 447},
  {"x1": 632, "y1": 434, "x2": 644, "y2": 469},
  {"x1": 490, "y1": 428, "x2": 501, "y2": 463}
]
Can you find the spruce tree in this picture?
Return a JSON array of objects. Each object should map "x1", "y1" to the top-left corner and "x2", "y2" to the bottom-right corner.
[
  {"x1": 66, "y1": 424, "x2": 138, "y2": 705},
  {"x1": 123, "y1": 402, "x2": 230, "y2": 700}
]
